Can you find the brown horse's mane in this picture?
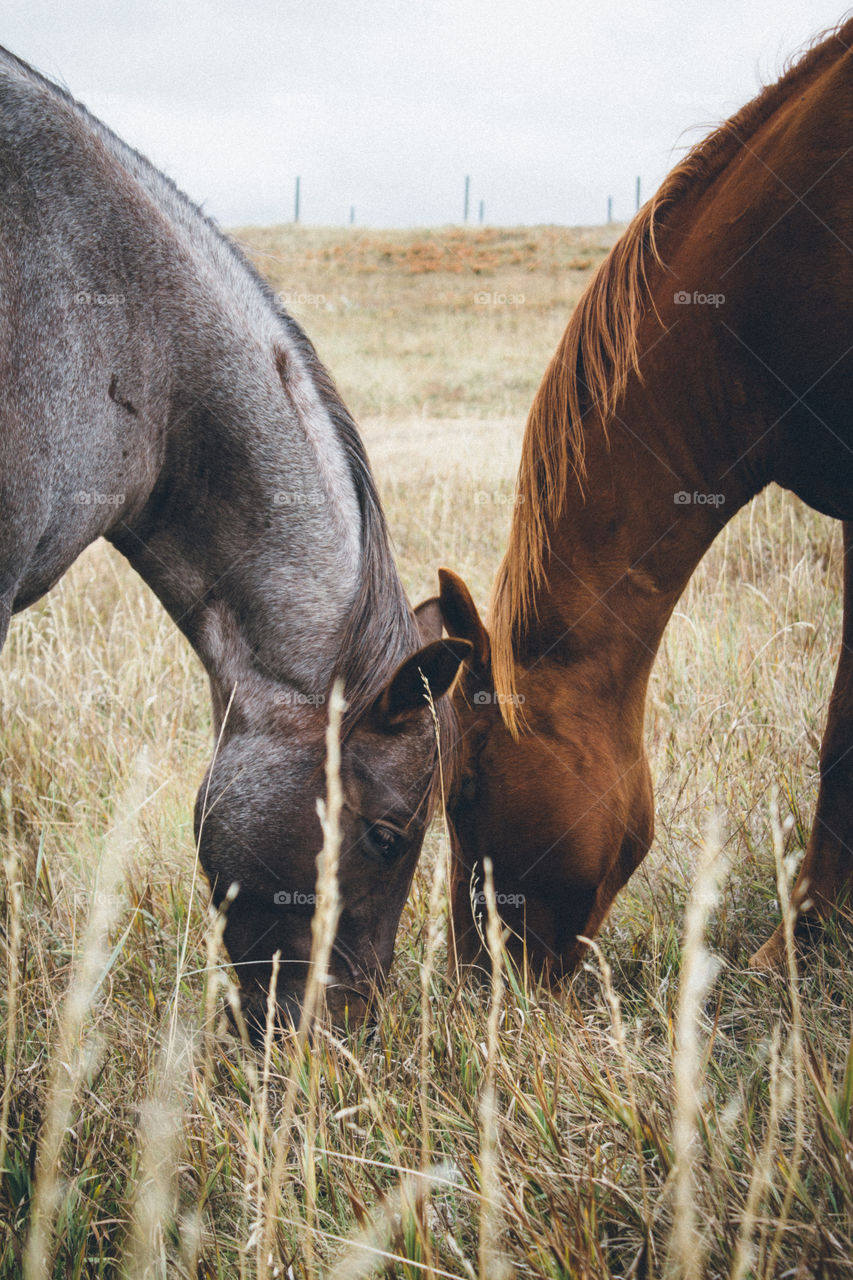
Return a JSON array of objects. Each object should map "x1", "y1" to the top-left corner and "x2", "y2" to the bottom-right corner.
[{"x1": 489, "y1": 18, "x2": 852, "y2": 737}]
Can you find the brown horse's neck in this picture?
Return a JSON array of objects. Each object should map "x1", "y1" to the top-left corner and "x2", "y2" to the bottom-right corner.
[
  {"x1": 518, "y1": 402, "x2": 761, "y2": 741},
  {"x1": 494, "y1": 18, "x2": 853, "y2": 742},
  {"x1": 494, "y1": 244, "x2": 780, "y2": 743}
]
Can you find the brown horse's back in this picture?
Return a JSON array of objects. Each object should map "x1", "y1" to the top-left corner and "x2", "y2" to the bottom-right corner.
[{"x1": 676, "y1": 29, "x2": 853, "y2": 513}]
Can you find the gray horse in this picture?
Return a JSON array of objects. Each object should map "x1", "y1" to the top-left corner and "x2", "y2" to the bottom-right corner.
[{"x1": 0, "y1": 49, "x2": 469, "y2": 1030}]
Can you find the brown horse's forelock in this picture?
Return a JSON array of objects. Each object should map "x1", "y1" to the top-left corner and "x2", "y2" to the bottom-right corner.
[{"x1": 489, "y1": 19, "x2": 852, "y2": 739}]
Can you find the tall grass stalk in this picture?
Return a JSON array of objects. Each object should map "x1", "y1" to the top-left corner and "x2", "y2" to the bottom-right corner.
[
  {"x1": 478, "y1": 858, "x2": 510, "y2": 1280},
  {"x1": 22, "y1": 754, "x2": 152, "y2": 1280},
  {"x1": 763, "y1": 795, "x2": 806, "y2": 1280},
  {"x1": 250, "y1": 950, "x2": 280, "y2": 1279},
  {"x1": 125, "y1": 1026, "x2": 192, "y2": 1280},
  {"x1": 582, "y1": 935, "x2": 654, "y2": 1275},
  {"x1": 730, "y1": 1026, "x2": 783, "y2": 1280},
  {"x1": 328, "y1": 1163, "x2": 468, "y2": 1280},
  {"x1": 0, "y1": 798, "x2": 22, "y2": 1185},
  {"x1": 666, "y1": 823, "x2": 728, "y2": 1280},
  {"x1": 418, "y1": 676, "x2": 451, "y2": 1278},
  {"x1": 173, "y1": 684, "x2": 238, "y2": 1060},
  {"x1": 258, "y1": 680, "x2": 345, "y2": 1279}
]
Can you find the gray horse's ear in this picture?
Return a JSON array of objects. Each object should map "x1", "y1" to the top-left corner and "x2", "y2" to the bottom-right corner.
[
  {"x1": 373, "y1": 638, "x2": 472, "y2": 728},
  {"x1": 414, "y1": 596, "x2": 443, "y2": 644},
  {"x1": 438, "y1": 569, "x2": 490, "y2": 668}
]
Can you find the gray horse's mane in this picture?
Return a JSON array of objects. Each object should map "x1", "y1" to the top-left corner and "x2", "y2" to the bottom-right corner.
[{"x1": 0, "y1": 45, "x2": 418, "y2": 725}]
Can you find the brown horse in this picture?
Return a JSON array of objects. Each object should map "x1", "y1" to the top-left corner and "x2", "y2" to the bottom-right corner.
[{"x1": 431, "y1": 22, "x2": 853, "y2": 977}]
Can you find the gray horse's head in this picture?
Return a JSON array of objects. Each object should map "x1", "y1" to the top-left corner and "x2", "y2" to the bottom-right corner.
[{"x1": 194, "y1": 622, "x2": 469, "y2": 1036}]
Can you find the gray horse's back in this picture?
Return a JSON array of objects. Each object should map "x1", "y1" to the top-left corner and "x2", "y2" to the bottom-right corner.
[{"x1": 0, "y1": 54, "x2": 164, "y2": 618}]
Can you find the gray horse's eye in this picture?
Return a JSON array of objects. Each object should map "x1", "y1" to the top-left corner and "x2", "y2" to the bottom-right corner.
[{"x1": 363, "y1": 821, "x2": 406, "y2": 863}]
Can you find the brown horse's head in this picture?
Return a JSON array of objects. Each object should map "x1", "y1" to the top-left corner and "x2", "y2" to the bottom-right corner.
[
  {"x1": 432, "y1": 569, "x2": 654, "y2": 979},
  {"x1": 194, "y1": 613, "x2": 470, "y2": 1036}
]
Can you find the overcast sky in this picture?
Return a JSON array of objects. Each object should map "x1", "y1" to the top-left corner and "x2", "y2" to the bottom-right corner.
[{"x1": 5, "y1": 1, "x2": 847, "y2": 227}]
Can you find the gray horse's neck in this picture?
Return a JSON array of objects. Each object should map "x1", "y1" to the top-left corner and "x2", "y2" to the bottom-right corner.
[{"x1": 110, "y1": 321, "x2": 365, "y2": 728}]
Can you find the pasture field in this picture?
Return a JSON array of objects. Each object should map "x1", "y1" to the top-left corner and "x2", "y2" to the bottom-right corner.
[{"x1": 1, "y1": 223, "x2": 851, "y2": 1278}]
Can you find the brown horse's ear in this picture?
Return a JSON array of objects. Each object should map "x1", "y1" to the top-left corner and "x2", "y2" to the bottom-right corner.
[
  {"x1": 413, "y1": 596, "x2": 443, "y2": 644},
  {"x1": 438, "y1": 569, "x2": 490, "y2": 668},
  {"x1": 374, "y1": 638, "x2": 472, "y2": 728}
]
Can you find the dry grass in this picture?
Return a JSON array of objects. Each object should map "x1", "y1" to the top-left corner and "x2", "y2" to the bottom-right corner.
[{"x1": 1, "y1": 225, "x2": 851, "y2": 1277}]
